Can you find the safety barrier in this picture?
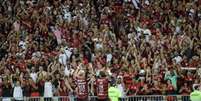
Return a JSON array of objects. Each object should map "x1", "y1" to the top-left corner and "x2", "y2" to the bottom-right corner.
[
  {"x1": 121, "y1": 95, "x2": 190, "y2": 101},
  {"x1": 0, "y1": 95, "x2": 190, "y2": 101}
]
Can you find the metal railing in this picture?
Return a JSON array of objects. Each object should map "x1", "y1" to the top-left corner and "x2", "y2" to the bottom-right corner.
[
  {"x1": 0, "y1": 95, "x2": 190, "y2": 101},
  {"x1": 121, "y1": 95, "x2": 190, "y2": 101}
]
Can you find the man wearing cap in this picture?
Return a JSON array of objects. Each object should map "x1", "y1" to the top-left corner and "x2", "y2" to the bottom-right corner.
[
  {"x1": 190, "y1": 85, "x2": 201, "y2": 101},
  {"x1": 108, "y1": 78, "x2": 121, "y2": 101}
]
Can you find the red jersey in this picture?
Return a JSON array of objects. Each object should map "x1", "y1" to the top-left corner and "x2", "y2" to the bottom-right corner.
[
  {"x1": 59, "y1": 80, "x2": 68, "y2": 96},
  {"x1": 184, "y1": 75, "x2": 194, "y2": 84},
  {"x1": 167, "y1": 84, "x2": 175, "y2": 94},
  {"x1": 30, "y1": 92, "x2": 40, "y2": 97},
  {"x1": 123, "y1": 73, "x2": 132, "y2": 88},
  {"x1": 180, "y1": 87, "x2": 190, "y2": 95},
  {"x1": 96, "y1": 78, "x2": 108, "y2": 99},
  {"x1": 76, "y1": 77, "x2": 88, "y2": 99},
  {"x1": 128, "y1": 84, "x2": 139, "y2": 96}
]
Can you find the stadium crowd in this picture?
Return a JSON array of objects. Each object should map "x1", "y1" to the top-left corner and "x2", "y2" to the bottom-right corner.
[{"x1": 0, "y1": 0, "x2": 201, "y2": 101}]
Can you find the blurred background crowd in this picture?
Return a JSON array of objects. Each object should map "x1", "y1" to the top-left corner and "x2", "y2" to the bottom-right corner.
[{"x1": 0, "y1": 0, "x2": 201, "y2": 99}]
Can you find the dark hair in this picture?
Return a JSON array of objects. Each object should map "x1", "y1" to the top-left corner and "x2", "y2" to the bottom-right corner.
[
  {"x1": 110, "y1": 77, "x2": 116, "y2": 87},
  {"x1": 194, "y1": 85, "x2": 199, "y2": 90},
  {"x1": 99, "y1": 71, "x2": 106, "y2": 77}
]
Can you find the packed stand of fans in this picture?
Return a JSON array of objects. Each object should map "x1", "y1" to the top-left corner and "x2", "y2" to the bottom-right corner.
[{"x1": 0, "y1": 0, "x2": 201, "y2": 100}]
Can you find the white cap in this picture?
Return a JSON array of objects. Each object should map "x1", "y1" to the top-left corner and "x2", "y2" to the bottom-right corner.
[
  {"x1": 145, "y1": 0, "x2": 150, "y2": 5},
  {"x1": 139, "y1": 69, "x2": 145, "y2": 74}
]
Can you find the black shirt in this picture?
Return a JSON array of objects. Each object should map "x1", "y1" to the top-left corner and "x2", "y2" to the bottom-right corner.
[{"x1": 2, "y1": 84, "x2": 12, "y2": 97}]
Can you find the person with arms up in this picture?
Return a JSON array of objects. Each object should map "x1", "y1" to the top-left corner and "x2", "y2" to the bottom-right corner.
[
  {"x1": 164, "y1": 69, "x2": 178, "y2": 91},
  {"x1": 73, "y1": 62, "x2": 88, "y2": 101}
]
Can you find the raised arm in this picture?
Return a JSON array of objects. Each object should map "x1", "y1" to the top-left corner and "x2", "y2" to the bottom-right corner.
[
  {"x1": 164, "y1": 71, "x2": 170, "y2": 80},
  {"x1": 64, "y1": 77, "x2": 73, "y2": 92},
  {"x1": 189, "y1": 38, "x2": 194, "y2": 49},
  {"x1": 170, "y1": 34, "x2": 176, "y2": 47},
  {"x1": 73, "y1": 63, "x2": 82, "y2": 79},
  {"x1": 173, "y1": 70, "x2": 178, "y2": 77},
  {"x1": 10, "y1": 74, "x2": 14, "y2": 88}
]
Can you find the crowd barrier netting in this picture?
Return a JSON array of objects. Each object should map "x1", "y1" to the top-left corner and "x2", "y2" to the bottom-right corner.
[{"x1": 0, "y1": 95, "x2": 190, "y2": 101}]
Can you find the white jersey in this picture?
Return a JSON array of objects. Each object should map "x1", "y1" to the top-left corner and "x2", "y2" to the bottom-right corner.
[
  {"x1": 13, "y1": 86, "x2": 23, "y2": 100},
  {"x1": 44, "y1": 81, "x2": 53, "y2": 97}
]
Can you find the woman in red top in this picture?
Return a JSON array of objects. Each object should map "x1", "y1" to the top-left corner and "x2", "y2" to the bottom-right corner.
[
  {"x1": 179, "y1": 82, "x2": 191, "y2": 95},
  {"x1": 184, "y1": 71, "x2": 194, "y2": 85},
  {"x1": 58, "y1": 80, "x2": 69, "y2": 101},
  {"x1": 179, "y1": 82, "x2": 191, "y2": 101},
  {"x1": 139, "y1": 84, "x2": 151, "y2": 95},
  {"x1": 166, "y1": 80, "x2": 176, "y2": 101},
  {"x1": 30, "y1": 79, "x2": 40, "y2": 101},
  {"x1": 152, "y1": 81, "x2": 162, "y2": 95}
]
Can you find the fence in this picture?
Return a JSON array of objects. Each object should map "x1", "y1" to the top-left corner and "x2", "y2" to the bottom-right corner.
[{"x1": 0, "y1": 95, "x2": 190, "y2": 101}]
